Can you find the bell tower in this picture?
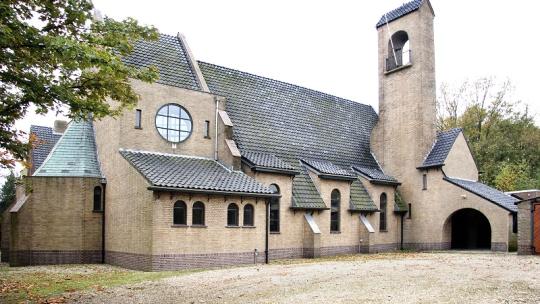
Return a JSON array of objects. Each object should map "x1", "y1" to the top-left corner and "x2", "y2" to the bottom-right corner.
[{"x1": 371, "y1": 0, "x2": 436, "y2": 181}]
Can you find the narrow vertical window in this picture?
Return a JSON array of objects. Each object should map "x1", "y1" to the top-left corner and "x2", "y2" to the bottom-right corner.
[
  {"x1": 173, "y1": 201, "x2": 187, "y2": 225},
  {"x1": 204, "y1": 120, "x2": 210, "y2": 138},
  {"x1": 379, "y1": 193, "x2": 387, "y2": 231},
  {"x1": 227, "y1": 203, "x2": 239, "y2": 226},
  {"x1": 93, "y1": 186, "x2": 102, "y2": 211},
  {"x1": 269, "y1": 184, "x2": 280, "y2": 232},
  {"x1": 422, "y1": 174, "x2": 427, "y2": 190},
  {"x1": 135, "y1": 109, "x2": 142, "y2": 129},
  {"x1": 330, "y1": 189, "x2": 340, "y2": 232},
  {"x1": 192, "y1": 201, "x2": 205, "y2": 226},
  {"x1": 243, "y1": 204, "x2": 254, "y2": 226},
  {"x1": 408, "y1": 203, "x2": 412, "y2": 219}
]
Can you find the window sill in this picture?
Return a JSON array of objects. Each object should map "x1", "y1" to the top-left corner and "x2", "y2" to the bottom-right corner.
[
  {"x1": 270, "y1": 231, "x2": 280, "y2": 234},
  {"x1": 242, "y1": 225, "x2": 256, "y2": 229},
  {"x1": 225, "y1": 225, "x2": 241, "y2": 228},
  {"x1": 379, "y1": 229, "x2": 388, "y2": 233},
  {"x1": 330, "y1": 231, "x2": 341, "y2": 234},
  {"x1": 191, "y1": 225, "x2": 207, "y2": 228},
  {"x1": 384, "y1": 63, "x2": 412, "y2": 75},
  {"x1": 204, "y1": 136, "x2": 211, "y2": 139},
  {"x1": 134, "y1": 127, "x2": 143, "y2": 130},
  {"x1": 92, "y1": 210, "x2": 103, "y2": 213},
  {"x1": 171, "y1": 224, "x2": 188, "y2": 228}
]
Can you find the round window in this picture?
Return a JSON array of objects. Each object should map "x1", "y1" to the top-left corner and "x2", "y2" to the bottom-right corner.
[{"x1": 155, "y1": 104, "x2": 192, "y2": 142}]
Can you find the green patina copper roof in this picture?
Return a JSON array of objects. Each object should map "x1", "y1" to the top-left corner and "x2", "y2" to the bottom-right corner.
[
  {"x1": 394, "y1": 190, "x2": 408, "y2": 212},
  {"x1": 33, "y1": 120, "x2": 102, "y2": 178},
  {"x1": 291, "y1": 165, "x2": 327, "y2": 209},
  {"x1": 349, "y1": 179, "x2": 377, "y2": 212}
]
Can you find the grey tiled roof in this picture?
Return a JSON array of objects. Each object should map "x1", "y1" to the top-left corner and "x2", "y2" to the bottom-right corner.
[
  {"x1": 444, "y1": 177, "x2": 519, "y2": 212},
  {"x1": 120, "y1": 149, "x2": 273, "y2": 195},
  {"x1": 394, "y1": 191, "x2": 408, "y2": 212},
  {"x1": 419, "y1": 128, "x2": 462, "y2": 169},
  {"x1": 349, "y1": 179, "x2": 377, "y2": 212},
  {"x1": 353, "y1": 166, "x2": 399, "y2": 185},
  {"x1": 123, "y1": 33, "x2": 200, "y2": 91},
  {"x1": 242, "y1": 150, "x2": 296, "y2": 171},
  {"x1": 34, "y1": 120, "x2": 102, "y2": 178},
  {"x1": 29, "y1": 125, "x2": 61, "y2": 175},
  {"x1": 291, "y1": 164, "x2": 327, "y2": 209},
  {"x1": 199, "y1": 61, "x2": 381, "y2": 172},
  {"x1": 302, "y1": 159, "x2": 354, "y2": 177},
  {"x1": 376, "y1": 0, "x2": 424, "y2": 28}
]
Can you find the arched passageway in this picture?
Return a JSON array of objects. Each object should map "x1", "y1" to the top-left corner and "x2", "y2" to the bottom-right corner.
[{"x1": 449, "y1": 208, "x2": 491, "y2": 250}]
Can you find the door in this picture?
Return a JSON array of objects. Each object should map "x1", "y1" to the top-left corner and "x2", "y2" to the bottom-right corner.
[{"x1": 534, "y1": 204, "x2": 540, "y2": 254}]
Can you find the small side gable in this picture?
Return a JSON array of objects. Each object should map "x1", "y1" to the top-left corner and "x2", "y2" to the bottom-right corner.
[{"x1": 443, "y1": 132, "x2": 478, "y2": 180}]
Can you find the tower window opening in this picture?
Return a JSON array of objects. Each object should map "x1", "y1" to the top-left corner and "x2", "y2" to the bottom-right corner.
[{"x1": 387, "y1": 31, "x2": 411, "y2": 71}]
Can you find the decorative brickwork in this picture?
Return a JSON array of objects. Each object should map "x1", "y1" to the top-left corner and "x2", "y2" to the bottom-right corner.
[{"x1": 9, "y1": 250, "x2": 101, "y2": 266}]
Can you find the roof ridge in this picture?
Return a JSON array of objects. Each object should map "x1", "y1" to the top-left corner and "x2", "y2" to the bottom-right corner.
[
  {"x1": 198, "y1": 60, "x2": 374, "y2": 110},
  {"x1": 119, "y1": 148, "x2": 214, "y2": 161}
]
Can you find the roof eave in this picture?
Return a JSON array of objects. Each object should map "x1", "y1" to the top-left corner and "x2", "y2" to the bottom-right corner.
[
  {"x1": 241, "y1": 159, "x2": 298, "y2": 175},
  {"x1": 318, "y1": 174, "x2": 357, "y2": 181},
  {"x1": 370, "y1": 179, "x2": 401, "y2": 186},
  {"x1": 417, "y1": 163, "x2": 444, "y2": 170},
  {"x1": 290, "y1": 206, "x2": 330, "y2": 211},
  {"x1": 148, "y1": 186, "x2": 280, "y2": 198}
]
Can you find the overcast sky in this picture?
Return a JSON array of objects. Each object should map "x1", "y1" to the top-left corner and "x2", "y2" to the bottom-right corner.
[{"x1": 7, "y1": 0, "x2": 540, "y2": 180}]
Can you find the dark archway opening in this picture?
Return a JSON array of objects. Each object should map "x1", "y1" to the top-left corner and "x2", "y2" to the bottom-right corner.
[{"x1": 450, "y1": 208, "x2": 491, "y2": 250}]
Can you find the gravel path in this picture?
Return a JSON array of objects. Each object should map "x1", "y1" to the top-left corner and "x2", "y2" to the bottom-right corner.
[{"x1": 68, "y1": 252, "x2": 540, "y2": 304}]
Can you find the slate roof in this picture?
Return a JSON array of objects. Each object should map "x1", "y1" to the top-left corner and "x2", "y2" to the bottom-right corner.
[
  {"x1": 353, "y1": 166, "x2": 399, "y2": 185},
  {"x1": 199, "y1": 62, "x2": 382, "y2": 171},
  {"x1": 241, "y1": 150, "x2": 297, "y2": 173},
  {"x1": 302, "y1": 159, "x2": 355, "y2": 178},
  {"x1": 120, "y1": 149, "x2": 275, "y2": 196},
  {"x1": 349, "y1": 179, "x2": 377, "y2": 212},
  {"x1": 29, "y1": 125, "x2": 62, "y2": 175},
  {"x1": 123, "y1": 33, "x2": 200, "y2": 91},
  {"x1": 376, "y1": 0, "x2": 424, "y2": 28},
  {"x1": 418, "y1": 128, "x2": 462, "y2": 169},
  {"x1": 444, "y1": 177, "x2": 519, "y2": 212},
  {"x1": 34, "y1": 120, "x2": 102, "y2": 177},
  {"x1": 291, "y1": 164, "x2": 327, "y2": 209}
]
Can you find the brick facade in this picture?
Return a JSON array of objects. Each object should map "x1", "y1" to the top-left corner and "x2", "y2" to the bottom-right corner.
[{"x1": 10, "y1": 250, "x2": 101, "y2": 266}]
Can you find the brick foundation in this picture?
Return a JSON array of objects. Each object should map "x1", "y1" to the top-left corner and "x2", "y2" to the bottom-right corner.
[
  {"x1": 491, "y1": 242, "x2": 508, "y2": 252},
  {"x1": 320, "y1": 245, "x2": 359, "y2": 256},
  {"x1": 9, "y1": 250, "x2": 102, "y2": 266},
  {"x1": 403, "y1": 242, "x2": 451, "y2": 251},
  {"x1": 106, "y1": 251, "x2": 152, "y2": 271},
  {"x1": 517, "y1": 245, "x2": 533, "y2": 255}
]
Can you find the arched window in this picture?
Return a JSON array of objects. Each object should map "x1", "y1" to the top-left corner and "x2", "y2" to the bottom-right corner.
[
  {"x1": 269, "y1": 184, "x2": 280, "y2": 232},
  {"x1": 173, "y1": 201, "x2": 187, "y2": 225},
  {"x1": 227, "y1": 203, "x2": 239, "y2": 226},
  {"x1": 379, "y1": 193, "x2": 387, "y2": 231},
  {"x1": 243, "y1": 204, "x2": 254, "y2": 226},
  {"x1": 330, "y1": 189, "x2": 340, "y2": 232},
  {"x1": 387, "y1": 30, "x2": 410, "y2": 71},
  {"x1": 93, "y1": 186, "x2": 102, "y2": 211},
  {"x1": 192, "y1": 201, "x2": 205, "y2": 226}
]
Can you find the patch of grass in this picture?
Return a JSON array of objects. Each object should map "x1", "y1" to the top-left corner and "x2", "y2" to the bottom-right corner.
[{"x1": 0, "y1": 263, "x2": 200, "y2": 303}]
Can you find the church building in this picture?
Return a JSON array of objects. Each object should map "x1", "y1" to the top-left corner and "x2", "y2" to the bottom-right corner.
[{"x1": 2, "y1": 0, "x2": 520, "y2": 270}]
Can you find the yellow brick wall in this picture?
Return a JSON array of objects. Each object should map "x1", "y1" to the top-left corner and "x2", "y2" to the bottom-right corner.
[{"x1": 442, "y1": 133, "x2": 478, "y2": 180}]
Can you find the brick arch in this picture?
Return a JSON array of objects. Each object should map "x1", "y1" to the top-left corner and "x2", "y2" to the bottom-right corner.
[{"x1": 442, "y1": 208, "x2": 492, "y2": 250}]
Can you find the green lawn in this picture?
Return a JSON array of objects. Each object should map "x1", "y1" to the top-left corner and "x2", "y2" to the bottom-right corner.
[{"x1": 0, "y1": 263, "x2": 199, "y2": 303}]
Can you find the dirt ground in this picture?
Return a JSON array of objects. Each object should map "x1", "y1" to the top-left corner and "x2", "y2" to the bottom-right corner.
[{"x1": 65, "y1": 251, "x2": 540, "y2": 304}]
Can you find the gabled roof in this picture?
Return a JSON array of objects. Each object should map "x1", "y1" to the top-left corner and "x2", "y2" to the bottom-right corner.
[
  {"x1": 291, "y1": 164, "x2": 327, "y2": 210},
  {"x1": 301, "y1": 159, "x2": 356, "y2": 180},
  {"x1": 353, "y1": 166, "x2": 400, "y2": 186},
  {"x1": 418, "y1": 128, "x2": 462, "y2": 169},
  {"x1": 199, "y1": 61, "x2": 383, "y2": 174},
  {"x1": 241, "y1": 150, "x2": 298, "y2": 175},
  {"x1": 349, "y1": 179, "x2": 377, "y2": 212},
  {"x1": 120, "y1": 149, "x2": 275, "y2": 197},
  {"x1": 123, "y1": 33, "x2": 200, "y2": 91},
  {"x1": 444, "y1": 177, "x2": 519, "y2": 213},
  {"x1": 375, "y1": 0, "x2": 430, "y2": 28},
  {"x1": 29, "y1": 125, "x2": 62, "y2": 175},
  {"x1": 34, "y1": 120, "x2": 102, "y2": 178}
]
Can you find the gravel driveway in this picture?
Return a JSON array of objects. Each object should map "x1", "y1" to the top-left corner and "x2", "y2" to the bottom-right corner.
[{"x1": 68, "y1": 252, "x2": 540, "y2": 304}]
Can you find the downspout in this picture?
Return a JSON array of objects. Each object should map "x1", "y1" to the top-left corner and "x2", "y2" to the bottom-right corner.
[
  {"x1": 400, "y1": 213, "x2": 404, "y2": 250},
  {"x1": 265, "y1": 199, "x2": 269, "y2": 264},
  {"x1": 100, "y1": 181, "x2": 106, "y2": 263},
  {"x1": 214, "y1": 97, "x2": 219, "y2": 160}
]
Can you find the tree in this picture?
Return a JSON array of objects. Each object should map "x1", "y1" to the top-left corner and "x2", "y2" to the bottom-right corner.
[
  {"x1": 437, "y1": 77, "x2": 540, "y2": 190},
  {"x1": 0, "y1": 0, "x2": 160, "y2": 168},
  {"x1": 0, "y1": 172, "x2": 16, "y2": 213}
]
